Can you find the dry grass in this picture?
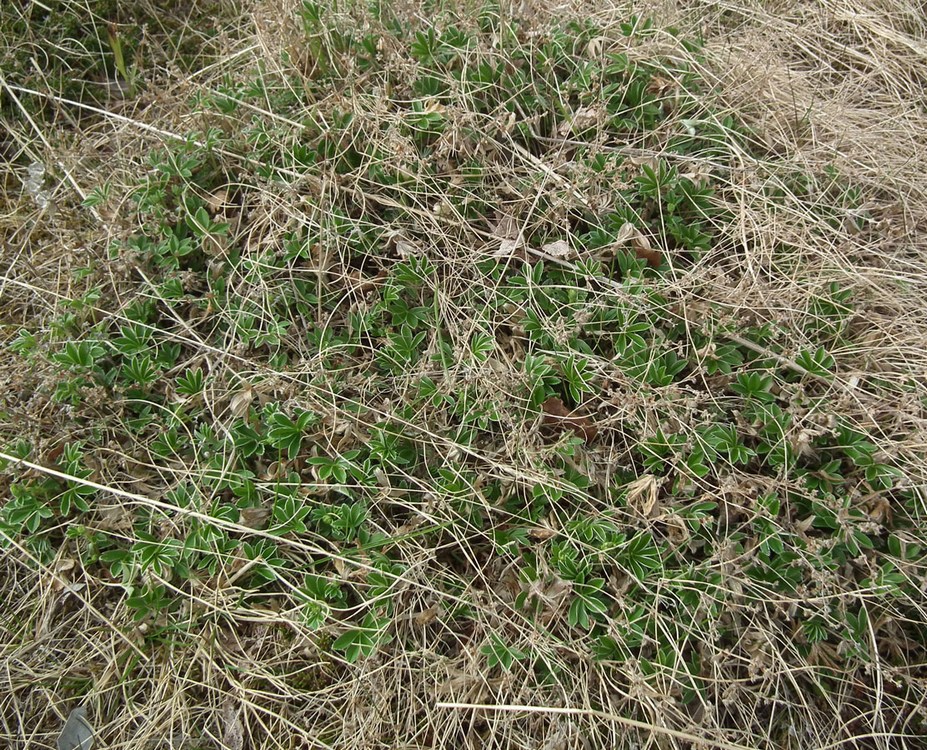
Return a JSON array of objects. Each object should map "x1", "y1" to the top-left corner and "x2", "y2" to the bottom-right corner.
[{"x1": 2, "y1": 0, "x2": 926, "y2": 748}]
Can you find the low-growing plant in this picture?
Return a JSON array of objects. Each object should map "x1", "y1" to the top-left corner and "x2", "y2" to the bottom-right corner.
[{"x1": 1, "y1": 2, "x2": 925, "y2": 749}]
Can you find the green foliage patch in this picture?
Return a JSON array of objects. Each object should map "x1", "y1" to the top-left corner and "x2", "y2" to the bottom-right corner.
[{"x1": 1, "y1": 2, "x2": 925, "y2": 748}]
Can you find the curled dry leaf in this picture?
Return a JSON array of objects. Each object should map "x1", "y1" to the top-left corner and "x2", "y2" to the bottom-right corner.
[
  {"x1": 608, "y1": 222, "x2": 663, "y2": 268},
  {"x1": 647, "y1": 75, "x2": 676, "y2": 96},
  {"x1": 414, "y1": 603, "x2": 441, "y2": 626},
  {"x1": 493, "y1": 214, "x2": 520, "y2": 239},
  {"x1": 342, "y1": 267, "x2": 388, "y2": 295},
  {"x1": 229, "y1": 386, "x2": 253, "y2": 418},
  {"x1": 624, "y1": 474, "x2": 659, "y2": 517},
  {"x1": 395, "y1": 240, "x2": 419, "y2": 258},
  {"x1": 206, "y1": 188, "x2": 229, "y2": 212},
  {"x1": 240, "y1": 505, "x2": 270, "y2": 529},
  {"x1": 586, "y1": 36, "x2": 607, "y2": 58},
  {"x1": 527, "y1": 526, "x2": 558, "y2": 542},
  {"x1": 48, "y1": 558, "x2": 76, "y2": 592},
  {"x1": 557, "y1": 107, "x2": 602, "y2": 137},
  {"x1": 492, "y1": 214, "x2": 526, "y2": 258},
  {"x1": 541, "y1": 397, "x2": 597, "y2": 443},
  {"x1": 680, "y1": 164, "x2": 713, "y2": 184},
  {"x1": 629, "y1": 155, "x2": 659, "y2": 169}
]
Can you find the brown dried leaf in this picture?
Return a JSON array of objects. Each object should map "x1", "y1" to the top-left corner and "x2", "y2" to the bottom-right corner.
[
  {"x1": 206, "y1": 188, "x2": 229, "y2": 212},
  {"x1": 613, "y1": 222, "x2": 638, "y2": 245},
  {"x1": 240, "y1": 506, "x2": 270, "y2": 529},
  {"x1": 395, "y1": 240, "x2": 419, "y2": 258},
  {"x1": 493, "y1": 214, "x2": 520, "y2": 239},
  {"x1": 647, "y1": 75, "x2": 675, "y2": 95},
  {"x1": 527, "y1": 526, "x2": 558, "y2": 542},
  {"x1": 586, "y1": 37, "x2": 606, "y2": 58},
  {"x1": 608, "y1": 222, "x2": 664, "y2": 268},
  {"x1": 541, "y1": 397, "x2": 597, "y2": 443},
  {"x1": 414, "y1": 604, "x2": 441, "y2": 626}
]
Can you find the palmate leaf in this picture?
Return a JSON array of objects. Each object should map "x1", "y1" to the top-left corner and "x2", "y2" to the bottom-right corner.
[
  {"x1": 568, "y1": 578, "x2": 609, "y2": 629},
  {"x1": 333, "y1": 613, "x2": 392, "y2": 663},
  {"x1": 618, "y1": 532, "x2": 662, "y2": 580},
  {"x1": 481, "y1": 633, "x2": 527, "y2": 670},
  {"x1": 3, "y1": 483, "x2": 54, "y2": 534},
  {"x1": 132, "y1": 534, "x2": 183, "y2": 578},
  {"x1": 266, "y1": 410, "x2": 316, "y2": 459},
  {"x1": 332, "y1": 627, "x2": 376, "y2": 663}
]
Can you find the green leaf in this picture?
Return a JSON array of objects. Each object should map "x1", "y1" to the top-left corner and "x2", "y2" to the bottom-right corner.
[
  {"x1": 731, "y1": 371, "x2": 775, "y2": 403},
  {"x1": 53, "y1": 341, "x2": 104, "y2": 371},
  {"x1": 802, "y1": 618, "x2": 829, "y2": 645},
  {"x1": 113, "y1": 324, "x2": 152, "y2": 356},
  {"x1": 132, "y1": 534, "x2": 183, "y2": 578},
  {"x1": 480, "y1": 633, "x2": 527, "y2": 670},
  {"x1": 176, "y1": 367, "x2": 206, "y2": 395},
  {"x1": 308, "y1": 455, "x2": 350, "y2": 484},
  {"x1": 561, "y1": 354, "x2": 595, "y2": 403},
  {"x1": 795, "y1": 346, "x2": 835, "y2": 377},
  {"x1": 333, "y1": 613, "x2": 390, "y2": 663},
  {"x1": 82, "y1": 183, "x2": 111, "y2": 208},
  {"x1": 266, "y1": 410, "x2": 315, "y2": 459},
  {"x1": 3, "y1": 483, "x2": 54, "y2": 534},
  {"x1": 568, "y1": 578, "x2": 609, "y2": 629},
  {"x1": 126, "y1": 583, "x2": 173, "y2": 621},
  {"x1": 470, "y1": 331, "x2": 495, "y2": 362},
  {"x1": 618, "y1": 532, "x2": 662, "y2": 580},
  {"x1": 122, "y1": 354, "x2": 160, "y2": 386},
  {"x1": 9, "y1": 329, "x2": 37, "y2": 356},
  {"x1": 100, "y1": 548, "x2": 134, "y2": 581},
  {"x1": 230, "y1": 421, "x2": 263, "y2": 458}
]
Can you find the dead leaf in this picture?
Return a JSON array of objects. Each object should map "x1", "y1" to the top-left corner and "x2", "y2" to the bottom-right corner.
[
  {"x1": 229, "y1": 386, "x2": 253, "y2": 418},
  {"x1": 48, "y1": 558, "x2": 76, "y2": 592},
  {"x1": 494, "y1": 236, "x2": 525, "y2": 258},
  {"x1": 629, "y1": 155, "x2": 659, "y2": 169},
  {"x1": 647, "y1": 76, "x2": 675, "y2": 96},
  {"x1": 206, "y1": 189, "x2": 229, "y2": 212},
  {"x1": 527, "y1": 526, "x2": 558, "y2": 542},
  {"x1": 607, "y1": 222, "x2": 663, "y2": 268},
  {"x1": 492, "y1": 215, "x2": 526, "y2": 258},
  {"x1": 493, "y1": 214, "x2": 519, "y2": 238},
  {"x1": 624, "y1": 474, "x2": 659, "y2": 517},
  {"x1": 57, "y1": 708, "x2": 93, "y2": 750},
  {"x1": 795, "y1": 516, "x2": 815, "y2": 536},
  {"x1": 586, "y1": 37, "x2": 606, "y2": 58},
  {"x1": 395, "y1": 240, "x2": 419, "y2": 258},
  {"x1": 557, "y1": 106, "x2": 602, "y2": 136},
  {"x1": 613, "y1": 221, "x2": 638, "y2": 245},
  {"x1": 541, "y1": 239, "x2": 575, "y2": 259},
  {"x1": 240, "y1": 506, "x2": 270, "y2": 529},
  {"x1": 662, "y1": 513, "x2": 690, "y2": 545},
  {"x1": 541, "y1": 397, "x2": 597, "y2": 443},
  {"x1": 414, "y1": 604, "x2": 441, "y2": 626},
  {"x1": 867, "y1": 497, "x2": 893, "y2": 525},
  {"x1": 679, "y1": 164, "x2": 713, "y2": 184},
  {"x1": 221, "y1": 702, "x2": 244, "y2": 750}
]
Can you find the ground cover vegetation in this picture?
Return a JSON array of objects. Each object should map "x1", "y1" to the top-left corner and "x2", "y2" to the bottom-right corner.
[{"x1": 2, "y1": 0, "x2": 926, "y2": 747}]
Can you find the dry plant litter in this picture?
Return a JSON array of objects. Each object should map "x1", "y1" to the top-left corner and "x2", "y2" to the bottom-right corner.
[{"x1": 1, "y1": 0, "x2": 926, "y2": 748}]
